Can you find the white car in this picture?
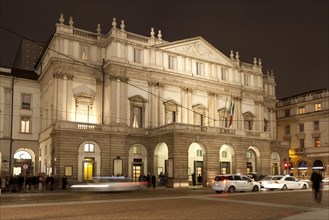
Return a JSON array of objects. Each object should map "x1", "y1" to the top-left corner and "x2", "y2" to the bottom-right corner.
[
  {"x1": 261, "y1": 175, "x2": 308, "y2": 190},
  {"x1": 212, "y1": 174, "x2": 260, "y2": 193},
  {"x1": 258, "y1": 175, "x2": 284, "y2": 188}
]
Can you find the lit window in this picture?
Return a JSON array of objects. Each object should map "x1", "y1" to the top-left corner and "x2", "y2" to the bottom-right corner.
[
  {"x1": 133, "y1": 146, "x2": 141, "y2": 155},
  {"x1": 81, "y1": 45, "x2": 89, "y2": 60},
  {"x1": 298, "y1": 107, "x2": 305, "y2": 114},
  {"x1": 168, "y1": 55, "x2": 176, "y2": 70},
  {"x1": 132, "y1": 106, "x2": 142, "y2": 128},
  {"x1": 21, "y1": 116, "x2": 30, "y2": 133},
  {"x1": 314, "y1": 138, "x2": 320, "y2": 148},
  {"x1": 196, "y1": 149, "x2": 203, "y2": 157},
  {"x1": 285, "y1": 125, "x2": 290, "y2": 135},
  {"x1": 221, "y1": 68, "x2": 228, "y2": 81},
  {"x1": 134, "y1": 48, "x2": 142, "y2": 63},
  {"x1": 22, "y1": 94, "x2": 31, "y2": 109},
  {"x1": 84, "y1": 143, "x2": 95, "y2": 152},
  {"x1": 196, "y1": 62, "x2": 204, "y2": 75},
  {"x1": 314, "y1": 121, "x2": 319, "y2": 130},
  {"x1": 314, "y1": 103, "x2": 321, "y2": 111}
]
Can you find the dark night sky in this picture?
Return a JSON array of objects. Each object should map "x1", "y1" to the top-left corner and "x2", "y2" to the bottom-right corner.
[{"x1": 0, "y1": 0, "x2": 328, "y2": 99}]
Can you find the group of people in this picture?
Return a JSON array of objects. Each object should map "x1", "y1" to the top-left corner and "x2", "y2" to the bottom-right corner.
[
  {"x1": 191, "y1": 173, "x2": 203, "y2": 186},
  {"x1": 139, "y1": 172, "x2": 168, "y2": 188},
  {"x1": 0, "y1": 173, "x2": 68, "y2": 192}
]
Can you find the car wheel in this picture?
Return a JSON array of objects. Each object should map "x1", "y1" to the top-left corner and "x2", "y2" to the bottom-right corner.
[
  {"x1": 302, "y1": 184, "x2": 307, "y2": 189},
  {"x1": 228, "y1": 186, "x2": 235, "y2": 193},
  {"x1": 282, "y1": 185, "x2": 288, "y2": 190},
  {"x1": 215, "y1": 191, "x2": 222, "y2": 194},
  {"x1": 252, "y1": 186, "x2": 259, "y2": 192}
]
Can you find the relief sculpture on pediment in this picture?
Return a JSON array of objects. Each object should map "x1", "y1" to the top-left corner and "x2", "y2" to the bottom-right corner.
[{"x1": 172, "y1": 43, "x2": 216, "y2": 60}]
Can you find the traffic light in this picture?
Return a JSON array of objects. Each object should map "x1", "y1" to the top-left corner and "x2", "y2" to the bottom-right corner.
[{"x1": 284, "y1": 163, "x2": 288, "y2": 170}]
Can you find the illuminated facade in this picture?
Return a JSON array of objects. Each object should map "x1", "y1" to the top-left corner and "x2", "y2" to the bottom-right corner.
[
  {"x1": 0, "y1": 67, "x2": 40, "y2": 176},
  {"x1": 1, "y1": 14, "x2": 289, "y2": 187},
  {"x1": 277, "y1": 89, "x2": 329, "y2": 178}
]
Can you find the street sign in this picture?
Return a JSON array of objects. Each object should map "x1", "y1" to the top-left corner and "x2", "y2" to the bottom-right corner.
[{"x1": 22, "y1": 164, "x2": 29, "y2": 170}]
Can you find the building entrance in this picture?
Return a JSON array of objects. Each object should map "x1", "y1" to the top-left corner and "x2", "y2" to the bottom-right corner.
[
  {"x1": 83, "y1": 158, "x2": 94, "y2": 181},
  {"x1": 132, "y1": 159, "x2": 143, "y2": 181}
]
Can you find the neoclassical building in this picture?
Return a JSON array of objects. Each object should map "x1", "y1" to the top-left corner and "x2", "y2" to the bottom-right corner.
[
  {"x1": 277, "y1": 89, "x2": 329, "y2": 179},
  {"x1": 1, "y1": 14, "x2": 289, "y2": 187}
]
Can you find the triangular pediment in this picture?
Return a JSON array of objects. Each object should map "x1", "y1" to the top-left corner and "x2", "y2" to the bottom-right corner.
[{"x1": 155, "y1": 37, "x2": 237, "y2": 67}]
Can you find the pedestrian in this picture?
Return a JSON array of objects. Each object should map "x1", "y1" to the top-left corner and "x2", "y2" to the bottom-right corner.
[
  {"x1": 49, "y1": 174, "x2": 55, "y2": 191},
  {"x1": 146, "y1": 173, "x2": 151, "y2": 188},
  {"x1": 151, "y1": 175, "x2": 156, "y2": 188},
  {"x1": 310, "y1": 169, "x2": 323, "y2": 203},
  {"x1": 197, "y1": 174, "x2": 202, "y2": 186},
  {"x1": 62, "y1": 175, "x2": 68, "y2": 190},
  {"x1": 159, "y1": 172, "x2": 164, "y2": 186},
  {"x1": 191, "y1": 172, "x2": 196, "y2": 186}
]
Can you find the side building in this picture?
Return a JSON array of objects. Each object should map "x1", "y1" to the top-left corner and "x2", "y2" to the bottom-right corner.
[
  {"x1": 0, "y1": 67, "x2": 40, "y2": 176},
  {"x1": 276, "y1": 89, "x2": 329, "y2": 179}
]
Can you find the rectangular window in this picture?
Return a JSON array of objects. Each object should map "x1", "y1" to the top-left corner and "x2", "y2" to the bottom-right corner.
[
  {"x1": 285, "y1": 125, "x2": 290, "y2": 135},
  {"x1": 22, "y1": 94, "x2": 31, "y2": 109},
  {"x1": 284, "y1": 109, "x2": 290, "y2": 117},
  {"x1": 195, "y1": 114, "x2": 203, "y2": 125},
  {"x1": 299, "y1": 123, "x2": 304, "y2": 132},
  {"x1": 132, "y1": 106, "x2": 142, "y2": 128},
  {"x1": 244, "y1": 74, "x2": 250, "y2": 86},
  {"x1": 264, "y1": 119, "x2": 268, "y2": 132},
  {"x1": 314, "y1": 103, "x2": 321, "y2": 111},
  {"x1": 244, "y1": 120, "x2": 253, "y2": 130},
  {"x1": 168, "y1": 56, "x2": 176, "y2": 70},
  {"x1": 81, "y1": 45, "x2": 89, "y2": 60},
  {"x1": 196, "y1": 149, "x2": 202, "y2": 157},
  {"x1": 134, "y1": 48, "x2": 142, "y2": 63},
  {"x1": 196, "y1": 62, "x2": 204, "y2": 75},
  {"x1": 314, "y1": 121, "x2": 319, "y2": 130},
  {"x1": 221, "y1": 68, "x2": 228, "y2": 81},
  {"x1": 20, "y1": 116, "x2": 30, "y2": 133},
  {"x1": 298, "y1": 106, "x2": 305, "y2": 114},
  {"x1": 84, "y1": 143, "x2": 95, "y2": 152},
  {"x1": 314, "y1": 137, "x2": 320, "y2": 147},
  {"x1": 300, "y1": 139, "x2": 304, "y2": 149},
  {"x1": 166, "y1": 111, "x2": 176, "y2": 124}
]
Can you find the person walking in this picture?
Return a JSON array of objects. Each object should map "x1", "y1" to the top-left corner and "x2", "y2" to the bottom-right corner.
[
  {"x1": 62, "y1": 175, "x2": 68, "y2": 190},
  {"x1": 151, "y1": 175, "x2": 156, "y2": 188},
  {"x1": 310, "y1": 169, "x2": 323, "y2": 203},
  {"x1": 191, "y1": 173, "x2": 196, "y2": 186},
  {"x1": 197, "y1": 174, "x2": 202, "y2": 186}
]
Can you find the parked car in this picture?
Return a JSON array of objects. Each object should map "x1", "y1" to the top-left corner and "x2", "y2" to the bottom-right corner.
[
  {"x1": 212, "y1": 174, "x2": 260, "y2": 193},
  {"x1": 260, "y1": 175, "x2": 308, "y2": 190}
]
